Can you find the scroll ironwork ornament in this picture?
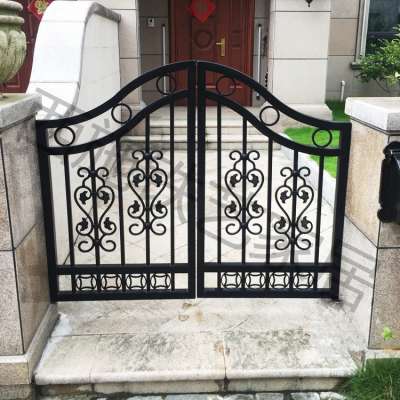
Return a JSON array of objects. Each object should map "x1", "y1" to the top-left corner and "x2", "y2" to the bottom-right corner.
[
  {"x1": 274, "y1": 166, "x2": 314, "y2": 251},
  {"x1": 224, "y1": 150, "x2": 264, "y2": 235},
  {"x1": 74, "y1": 166, "x2": 117, "y2": 254},
  {"x1": 127, "y1": 150, "x2": 168, "y2": 236}
]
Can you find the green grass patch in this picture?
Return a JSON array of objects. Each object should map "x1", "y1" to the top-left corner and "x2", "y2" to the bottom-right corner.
[
  {"x1": 326, "y1": 100, "x2": 350, "y2": 122},
  {"x1": 341, "y1": 358, "x2": 400, "y2": 400},
  {"x1": 284, "y1": 127, "x2": 339, "y2": 178},
  {"x1": 283, "y1": 102, "x2": 348, "y2": 178}
]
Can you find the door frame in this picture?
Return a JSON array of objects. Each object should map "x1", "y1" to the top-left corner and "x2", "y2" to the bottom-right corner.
[{"x1": 169, "y1": 0, "x2": 255, "y2": 106}]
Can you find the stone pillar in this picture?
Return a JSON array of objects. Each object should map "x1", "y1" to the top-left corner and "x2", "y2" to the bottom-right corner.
[
  {"x1": 267, "y1": 0, "x2": 332, "y2": 123},
  {"x1": 344, "y1": 97, "x2": 400, "y2": 350},
  {"x1": 0, "y1": 95, "x2": 58, "y2": 399}
]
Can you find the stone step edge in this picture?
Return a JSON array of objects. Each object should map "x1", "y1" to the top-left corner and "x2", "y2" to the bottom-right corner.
[
  {"x1": 36, "y1": 376, "x2": 351, "y2": 396},
  {"x1": 34, "y1": 366, "x2": 356, "y2": 386}
]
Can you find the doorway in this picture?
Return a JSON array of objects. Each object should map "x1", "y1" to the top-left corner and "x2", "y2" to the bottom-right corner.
[{"x1": 170, "y1": 0, "x2": 254, "y2": 105}]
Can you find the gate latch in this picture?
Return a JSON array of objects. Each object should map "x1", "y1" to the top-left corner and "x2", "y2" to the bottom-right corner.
[{"x1": 378, "y1": 142, "x2": 400, "y2": 223}]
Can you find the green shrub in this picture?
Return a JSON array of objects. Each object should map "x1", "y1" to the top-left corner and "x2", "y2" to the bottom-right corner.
[{"x1": 358, "y1": 25, "x2": 400, "y2": 94}]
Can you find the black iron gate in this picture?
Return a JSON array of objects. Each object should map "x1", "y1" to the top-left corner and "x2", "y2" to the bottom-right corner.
[{"x1": 37, "y1": 61, "x2": 351, "y2": 302}]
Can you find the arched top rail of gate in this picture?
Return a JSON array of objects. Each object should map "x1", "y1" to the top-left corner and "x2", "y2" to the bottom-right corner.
[
  {"x1": 196, "y1": 61, "x2": 351, "y2": 157},
  {"x1": 36, "y1": 60, "x2": 351, "y2": 157}
]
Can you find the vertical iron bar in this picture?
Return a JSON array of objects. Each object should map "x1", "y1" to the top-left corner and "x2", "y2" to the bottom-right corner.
[
  {"x1": 289, "y1": 151, "x2": 298, "y2": 290},
  {"x1": 241, "y1": 117, "x2": 247, "y2": 289},
  {"x1": 116, "y1": 138, "x2": 126, "y2": 291},
  {"x1": 170, "y1": 102, "x2": 175, "y2": 291},
  {"x1": 162, "y1": 24, "x2": 167, "y2": 93},
  {"x1": 217, "y1": 102, "x2": 222, "y2": 288},
  {"x1": 314, "y1": 155, "x2": 324, "y2": 289},
  {"x1": 145, "y1": 115, "x2": 151, "y2": 291},
  {"x1": 187, "y1": 62, "x2": 197, "y2": 297},
  {"x1": 89, "y1": 149, "x2": 101, "y2": 291},
  {"x1": 63, "y1": 154, "x2": 76, "y2": 292},
  {"x1": 331, "y1": 125, "x2": 351, "y2": 299},
  {"x1": 36, "y1": 124, "x2": 59, "y2": 301},
  {"x1": 266, "y1": 138, "x2": 273, "y2": 289},
  {"x1": 197, "y1": 62, "x2": 206, "y2": 296}
]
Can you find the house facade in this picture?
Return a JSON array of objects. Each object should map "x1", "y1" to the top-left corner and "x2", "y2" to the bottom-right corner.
[{"x1": 7, "y1": 0, "x2": 399, "y2": 112}]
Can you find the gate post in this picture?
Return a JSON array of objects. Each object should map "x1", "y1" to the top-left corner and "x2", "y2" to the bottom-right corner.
[
  {"x1": 343, "y1": 97, "x2": 400, "y2": 351},
  {"x1": 0, "y1": 94, "x2": 58, "y2": 398}
]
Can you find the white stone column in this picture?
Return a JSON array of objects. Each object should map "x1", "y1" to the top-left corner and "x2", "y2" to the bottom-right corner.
[
  {"x1": 92, "y1": 0, "x2": 143, "y2": 110},
  {"x1": 0, "y1": 95, "x2": 58, "y2": 399},
  {"x1": 343, "y1": 97, "x2": 400, "y2": 351},
  {"x1": 267, "y1": 0, "x2": 332, "y2": 121}
]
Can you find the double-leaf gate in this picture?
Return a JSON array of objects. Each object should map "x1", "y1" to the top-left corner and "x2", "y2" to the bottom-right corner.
[{"x1": 37, "y1": 61, "x2": 351, "y2": 302}]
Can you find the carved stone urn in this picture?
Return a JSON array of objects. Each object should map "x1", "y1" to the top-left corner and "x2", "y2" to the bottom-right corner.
[{"x1": 0, "y1": 0, "x2": 27, "y2": 96}]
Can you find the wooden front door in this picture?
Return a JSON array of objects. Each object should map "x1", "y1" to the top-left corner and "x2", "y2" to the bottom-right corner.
[
  {"x1": 4, "y1": 0, "x2": 40, "y2": 93},
  {"x1": 170, "y1": 0, "x2": 254, "y2": 105}
]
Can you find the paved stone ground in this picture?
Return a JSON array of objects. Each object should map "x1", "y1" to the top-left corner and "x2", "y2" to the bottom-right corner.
[
  {"x1": 34, "y1": 297, "x2": 361, "y2": 389},
  {"x1": 40, "y1": 392, "x2": 346, "y2": 400}
]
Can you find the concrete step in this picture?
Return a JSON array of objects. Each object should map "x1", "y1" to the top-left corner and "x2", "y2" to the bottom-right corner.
[
  {"x1": 130, "y1": 106, "x2": 268, "y2": 142},
  {"x1": 34, "y1": 299, "x2": 360, "y2": 396}
]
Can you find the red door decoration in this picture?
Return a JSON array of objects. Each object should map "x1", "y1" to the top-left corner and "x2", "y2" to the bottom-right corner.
[
  {"x1": 188, "y1": 0, "x2": 216, "y2": 23},
  {"x1": 28, "y1": 0, "x2": 52, "y2": 20}
]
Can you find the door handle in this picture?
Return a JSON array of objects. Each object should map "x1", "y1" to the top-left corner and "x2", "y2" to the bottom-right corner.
[{"x1": 216, "y1": 37, "x2": 226, "y2": 57}]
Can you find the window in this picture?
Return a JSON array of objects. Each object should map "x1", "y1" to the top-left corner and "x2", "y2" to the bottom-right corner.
[{"x1": 366, "y1": 0, "x2": 400, "y2": 53}]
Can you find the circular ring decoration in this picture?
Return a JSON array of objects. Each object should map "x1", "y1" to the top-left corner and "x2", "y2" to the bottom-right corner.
[
  {"x1": 215, "y1": 75, "x2": 236, "y2": 97},
  {"x1": 312, "y1": 129, "x2": 333, "y2": 148},
  {"x1": 111, "y1": 103, "x2": 133, "y2": 124},
  {"x1": 156, "y1": 74, "x2": 177, "y2": 95},
  {"x1": 259, "y1": 105, "x2": 280, "y2": 127},
  {"x1": 54, "y1": 126, "x2": 76, "y2": 147}
]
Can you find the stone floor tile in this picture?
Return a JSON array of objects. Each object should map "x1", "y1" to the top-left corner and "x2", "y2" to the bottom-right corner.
[
  {"x1": 223, "y1": 329, "x2": 357, "y2": 380},
  {"x1": 255, "y1": 394, "x2": 284, "y2": 400},
  {"x1": 127, "y1": 397, "x2": 163, "y2": 400},
  {"x1": 35, "y1": 336, "x2": 100, "y2": 385},
  {"x1": 224, "y1": 395, "x2": 254, "y2": 400},
  {"x1": 89, "y1": 331, "x2": 226, "y2": 382},
  {"x1": 290, "y1": 394, "x2": 320, "y2": 400},
  {"x1": 165, "y1": 395, "x2": 223, "y2": 400},
  {"x1": 319, "y1": 393, "x2": 345, "y2": 400}
]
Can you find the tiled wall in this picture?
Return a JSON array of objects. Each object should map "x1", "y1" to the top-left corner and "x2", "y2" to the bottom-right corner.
[
  {"x1": 326, "y1": 0, "x2": 360, "y2": 100},
  {"x1": 94, "y1": 0, "x2": 142, "y2": 107},
  {"x1": 138, "y1": 0, "x2": 269, "y2": 105},
  {"x1": 327, "y1": 0, "x2": 389, "y2": 100}
]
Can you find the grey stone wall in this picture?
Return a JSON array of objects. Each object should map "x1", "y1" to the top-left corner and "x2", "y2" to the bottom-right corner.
[
  {"x1": 0, "y1": 94, "x2": 58, "y2": 398},
  {"x1": 0, "y1": 95, "x2": 47, "y2": 355},
  {"x1": 345, "y1": 97, "x2": 400, "y2": 350}
]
